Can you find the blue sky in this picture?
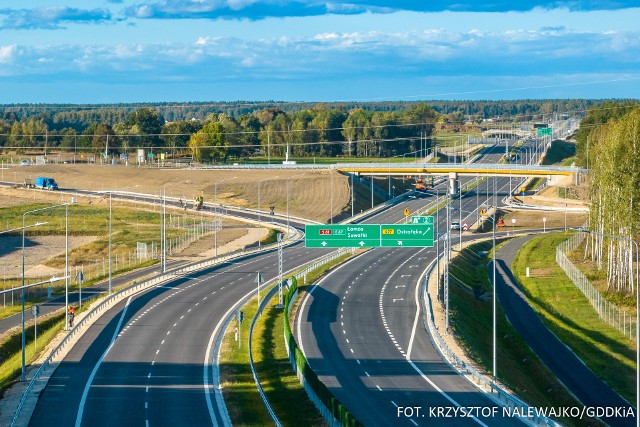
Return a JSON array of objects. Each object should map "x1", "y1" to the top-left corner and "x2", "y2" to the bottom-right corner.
[{"x1": 1, "y1": 1, "x2": 640, "y2": 103}]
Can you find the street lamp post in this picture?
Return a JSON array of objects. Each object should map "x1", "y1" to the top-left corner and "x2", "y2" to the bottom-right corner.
[
  {"x1": 257, "y1": 176, "x2": 278, "y2": 248},
  {"x1": 106, "y1": 185, "x2": 140, "y2": 293},
  {"x1": 214, "y1": 177, "x2": 237, "y2": 257},
  {"x1": 287, "y1": 173, "x2": 305, "y2": 238},
  {"x1": 161, "y1": 181, "x2": 190, "y2": 273},
  {"x1": 572, "y1": 227, "x2": 639, "y2": 423},
  {"x1": 22, "y1": 203, "x2": 69, "y2": 382}
]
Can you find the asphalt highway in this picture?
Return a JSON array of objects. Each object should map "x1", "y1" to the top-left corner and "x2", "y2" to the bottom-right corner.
[
  {"x1": 29, "y1": 238, "x2": 335, "y2": 426},
  {"x1": 296, "y1": 144, "x2": 531, "y2": 426}
]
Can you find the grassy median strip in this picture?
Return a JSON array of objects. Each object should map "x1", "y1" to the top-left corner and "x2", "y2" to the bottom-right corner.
[
  {"x1": 512, "y1": 232, "x2": 635, "y2": 403},
  {"x1": 220, "y1": 251, "x2": 352, "y2": 426},
  {"x1": 449, "y1": 240, "x2": 598, "y2": 427}
]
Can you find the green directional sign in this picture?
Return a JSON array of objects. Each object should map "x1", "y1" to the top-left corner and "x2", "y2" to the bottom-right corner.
[
  {"x1": 380, "y1": 224, "x2": 434, "y2": 247},
  {"x1": 410, "y1": 216, "x2": 434, "y2": 225},
  {"x1": 305, "y1": 224, "x2": 434, "y2": 248},
  {"x1": 537, "y1": 127, "x2": 552, "y2": 136},
  {"x1": 305, "y1": 224, "x2": 381, "y2": 248}
]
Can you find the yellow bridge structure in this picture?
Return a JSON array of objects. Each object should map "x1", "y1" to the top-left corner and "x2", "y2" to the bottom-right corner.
[{"x1": 335, "y1": 163, "x2": 585, "y2": 178}]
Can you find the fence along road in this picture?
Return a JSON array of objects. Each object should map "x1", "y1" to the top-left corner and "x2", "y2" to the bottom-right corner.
[{"x1": 494, "y1": 235, "x2": 634, "y2": 427}]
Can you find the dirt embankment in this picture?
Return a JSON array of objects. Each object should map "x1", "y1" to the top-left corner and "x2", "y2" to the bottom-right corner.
[{"x1": 2, "y1": 164, "x2": 349, "y2": 223}]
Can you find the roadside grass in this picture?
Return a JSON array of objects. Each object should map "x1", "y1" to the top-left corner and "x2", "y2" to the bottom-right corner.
[
  {"x1": 220, "y1": 251, "x2": 351, "y2": 426},
  {"x1": 0, "y1": 312, "x2": 65, "y2": 394},
  {"x1": 449, "y1": 240, "x2": 599, "y2": 427},
  {"x1": 565, "y1": 243, "x2": 636, "y2": 311},
  {"x1": 541, "y1": 140, "x2": 576, "y2": 165},
  {"x1": 512, "y1": 233, "x2": 636, "y2": 403},
  {"x1": 0, "y1": 203, "x2": 199, "y2": 271}
]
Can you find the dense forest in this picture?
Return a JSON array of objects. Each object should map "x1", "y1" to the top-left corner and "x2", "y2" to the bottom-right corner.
[{"x1": 0, "y1": 99, "x2": 618, "y2": 162}]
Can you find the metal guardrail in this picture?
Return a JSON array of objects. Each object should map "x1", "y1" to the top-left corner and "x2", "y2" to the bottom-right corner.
[
  {"x1": 247, "y1": 248, "x2": 350, "y2": 427},
  {"x1": 421, "y1": 252, "x2": 560, "y2": 427},
  {"x1": 10, "y1": 223, "x2": 301, "y2": 427},
  {"x1": 335, "y1": 162, "x2": 586, "y2": 174}
]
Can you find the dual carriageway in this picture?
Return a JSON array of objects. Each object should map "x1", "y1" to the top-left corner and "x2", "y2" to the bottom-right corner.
[{"x1": 6, "y1": 135, "x2": 611, "y2": 427}]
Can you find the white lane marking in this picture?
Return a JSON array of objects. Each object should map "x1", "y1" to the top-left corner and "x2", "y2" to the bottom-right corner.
[
  {"x1": 365, "y1": 372, "x2": 370, "y2": 377},
  {"x1": 407, "y1": 260, "x2": 434, "y2": 359},
  {"x1": 146, "y1": 387, "x2": 149, "y2": 393},
  {"x1": 145, "y1": 402, "x2": 148, "y2": 409},
  {"x1": 296, "y1": 254, "x2": 365, "y2": 357},
  {"x1": 376, "y1": 385, "x2": 382, "y2": 391},
  {"x1": 76, "y1": 296, "x2": 133, "y2": 427},
  {"x1": 410, "y1": 419, "x2": 418, "y2": 426},
  {"x1": 391, "y1": 401, "x2": 398, "y2": 407}
]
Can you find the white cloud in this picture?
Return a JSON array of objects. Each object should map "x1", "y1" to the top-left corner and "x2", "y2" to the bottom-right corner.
[{"x1": 0, "y1": 44, "x2": 16, "y2": 63}]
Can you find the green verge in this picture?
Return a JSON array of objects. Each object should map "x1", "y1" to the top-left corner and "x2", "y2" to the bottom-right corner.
[
  {"x1": 0, "y1": 312, "x2": 65, "y2": 394},
  {"x1": 449, "y1": 240, "x2": 600, "y2": 427},
  {"x1": 512, "y1": 232, "x2": 635, "y2": 403},
  {"x1": 220, "y1": 251, "x2": 351, "y2": 426}
]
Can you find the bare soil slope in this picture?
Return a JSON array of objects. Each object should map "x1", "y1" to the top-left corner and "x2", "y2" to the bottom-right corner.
[{"x1": 4, "y1": 165, "x2": 349, "y2": 223}]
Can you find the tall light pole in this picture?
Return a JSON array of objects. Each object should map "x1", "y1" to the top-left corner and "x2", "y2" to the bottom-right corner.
[
  {"x1": 491, "y1": 209, "x2": 497, "y2": 383},
  {"x1": 107, "y1": 185, "x2": 140, "y2": 293},
  {"x1": 214, "y1": 177, "x2": 237, "y2": 257},
  {"x1": 572, "y1": 227, "x2": 638, "y2": 423},
  {"x1": 22, "y1": 203, "x2": 69, "y2": 382},
  {"x1": 257, "y1": 176, "x2": 278, "y2": 248},
  {"x1": 162, "y1": 180, "x2": 191, "y2": 272},
  {"x1": 287, "y1": 173, "x2": 305, "y2": 238}
]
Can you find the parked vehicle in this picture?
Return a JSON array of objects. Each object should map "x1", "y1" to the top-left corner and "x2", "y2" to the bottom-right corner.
[
  {"x1": 34, "y1": 177, "x2": 58, "y2": 190},
  {"x1": 23, "y1": 178, "x2": 35, "y2": 188},
  {"x1": 450, "y1": 221, "x2": 461, "y2": 230},
  {"x1": 20, "y1": 159, "x2": 30, "y2": 166}
]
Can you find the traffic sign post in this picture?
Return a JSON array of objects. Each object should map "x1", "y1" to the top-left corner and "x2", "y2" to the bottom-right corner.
[
  {"x1": 410, "y1": 216, "x2": 434, "y2": 225},
  {"x1": 32, "y1": 305, "x2": 39, "y2": 352}
]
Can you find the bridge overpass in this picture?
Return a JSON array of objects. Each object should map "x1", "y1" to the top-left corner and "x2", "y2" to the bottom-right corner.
[{"x1": 335, "y1": 162, "x2": 585, "y2": 178}]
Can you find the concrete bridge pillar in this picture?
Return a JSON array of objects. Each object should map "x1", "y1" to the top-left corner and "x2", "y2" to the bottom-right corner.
[{"x1": 449, "y1": 172, "x2": 459, "y2": 197}]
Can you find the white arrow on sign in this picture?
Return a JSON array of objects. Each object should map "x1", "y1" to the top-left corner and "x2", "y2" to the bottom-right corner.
[
  {"x1": 397, "y1": 241, "x2": 403, "y2": 245},
  {"x1": 422, "y1": 227, "x2": 431, "y2": 235},
  {"x1": 359, "y1": 241, "x2": 365, "y2": 246},
  {"x1": 321, "y1": 241, "x2": 327, "y2": 246}
]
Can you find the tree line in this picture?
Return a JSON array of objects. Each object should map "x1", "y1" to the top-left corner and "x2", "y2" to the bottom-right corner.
[
  {"x1": 0, "y1": 104, "x2": 441, "y2": 162},
  {"x1": 0, "y1": 98, "x2": 614, "y2": 162},
  {"x1": 581, "y1": 104, "x2": 640, "y2": 295}
]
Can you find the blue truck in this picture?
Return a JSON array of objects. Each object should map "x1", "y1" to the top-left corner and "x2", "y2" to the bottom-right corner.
[{"x1": 34, "y1": 177, "x2": 58, "y2": 190}]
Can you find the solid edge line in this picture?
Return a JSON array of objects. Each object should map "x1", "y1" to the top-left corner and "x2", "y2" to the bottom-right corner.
[
  {"x1": 75, "y1": 296, "x2": 133, "y2": 427},
  {"x1": 406, "y1": 260, "x2": 433, "y2": 359}
]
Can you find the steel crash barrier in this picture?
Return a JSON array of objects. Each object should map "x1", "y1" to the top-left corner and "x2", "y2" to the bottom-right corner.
[
  {"x1": 274, "y1": 249, "x2": 363, "y2": 427},
  {"x1": 421, "y1": 255, "x2": 559, "y2": 427},
  {"x1": 10, "y1": 223, "x2": 300, "y2": 427}
]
